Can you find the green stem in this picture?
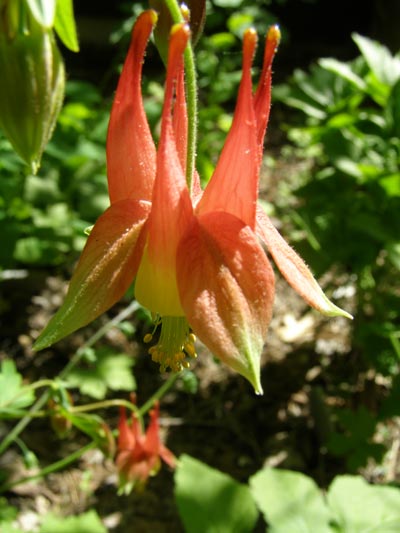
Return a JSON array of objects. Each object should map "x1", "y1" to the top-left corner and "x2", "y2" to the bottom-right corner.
[
  {"x1": 138, "y1": 372, "x2": 179, "y2": 416},
  {"x1": 0, "y1": 300, "x2": 140, "y2": 456},
  {"x1": 59, "y1": 300, "x2": 140, "y2": 380},
  {"x1": 164, "y1": 0, "x2": 197, "y2": 190},
  {"x1": 0, "y1": 442, "x2": 95, "y2": 493},
  {"x1": 71, "y1": 398, "x2": 138, "y2": 414}
]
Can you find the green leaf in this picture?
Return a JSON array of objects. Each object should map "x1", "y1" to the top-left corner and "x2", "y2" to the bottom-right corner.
[
  {"x1": 319, "y1": 58, "x2": 367, "y2": 92},
  {"x1": 0, "y1": 360, "x2": 35, "y2": 416},
  {"x1": 25, "y1": 0, "x2": 56, "y2": 28},
  {"x1": 249, "y1": 468, "x2": 332, "y2": 533},
  {"x1": 175, "y1": 455, "x2": 259, "y2": 533},
  {"x1": 213, "y1": 0, "x2": 244, "y2": 7},
  {"x1": 352, "y1": 33, "x2": 400, "y2": 87},
  {"x1": 66, "y1": 348, "x2": 136, "y2": 400},
  {"x1": 54, "y1": 0, "x2": 79, "y2": 52},
  {"x1": 208, "y1": 32, "x2": 236, "y2": 49},
  {"x1": 328, "y1": 475, "x2": 400, "y2": 532},
  {"x1": 61, "y1": 411, "x2": 112, "y2": 452},
  {"x1": 386, "y1": 79, "x2": 400, "y2": 137},
  {"x1": 386, "y1": 242, "x2": 400, "y2": 269},
  {"x1": 1, "y1": 524, "x2": 25, "y2": 533},
  {"x1": 14, "y1": 236, "x2": 70, "y2": 266},
  {"x1": 0, "y1": 497, "x2": 18, "y2": 523},
  {"x1": 39, "y1": 510, "x2": 106, "y2": 533},
  {"x1": 227, "y1": 12, "x2": 254, "y2": 37}
]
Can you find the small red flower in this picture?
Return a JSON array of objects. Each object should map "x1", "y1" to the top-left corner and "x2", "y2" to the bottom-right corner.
[{"x1": 116, "y1": 402, "x2": 175, "y2": 493}]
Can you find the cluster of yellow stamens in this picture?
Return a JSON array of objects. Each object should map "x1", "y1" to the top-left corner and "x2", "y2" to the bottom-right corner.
[{"x1": 144, "y1": 317, "x2": 197, "y2": 372}]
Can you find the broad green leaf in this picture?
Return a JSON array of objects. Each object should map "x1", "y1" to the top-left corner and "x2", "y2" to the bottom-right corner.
[
  {"x1": 352, "y1": 33, "x2": 400, "y2": 87},
  {"x1": 39, "y1": 510, "x2": 106, "y2": 533},
  {"x1": 66, "y1": 348, "x2": 136, "y2": 400},
  {"x1": 0, "y1": 360, "x2": 35, "y2": 416},
  {"x1": 249, "y1": 467, "x2": 332, "y2": 533},
  {"x1": 328, "y1": 475, "x2": 400, "y2": 532},
  {"x1": 319, "y1": 58, "x2": 367, "y2": 92},
  {"x1": 54, "y1": 0, "x2": 79, "y2": 52},
  {"x1": 25, "y1": 0, "x2": 56, "y2": 28},
  {"x1": 175, "y1": 454, "x2": 259, "y2": 533}
]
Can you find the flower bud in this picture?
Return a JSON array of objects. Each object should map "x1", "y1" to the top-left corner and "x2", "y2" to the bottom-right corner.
[
  {"x1": 149, "y1": 0, "x2": 205, "y2": 64},
  {"x1": 0, "y1": 11, "x2": 65, "y2": 173}
]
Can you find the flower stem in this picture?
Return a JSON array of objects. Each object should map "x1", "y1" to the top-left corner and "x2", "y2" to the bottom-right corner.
[
  {"x1": 164, "y1": 0, "x2": 197, "y2": 190},
  {"x1": 138, "y1": 372, "x2": 179, "y2": 416},
  {"x1": 71, "y1": 398, "x2": 137, "y2": 414},
  {"x1": 0, "y1": 442, "x2": 96, "y2": 493}
]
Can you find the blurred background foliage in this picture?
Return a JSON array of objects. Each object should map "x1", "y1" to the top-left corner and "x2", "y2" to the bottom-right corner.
[{"x1": 0, "y1": 0, "x2": 399, "y2": 476}]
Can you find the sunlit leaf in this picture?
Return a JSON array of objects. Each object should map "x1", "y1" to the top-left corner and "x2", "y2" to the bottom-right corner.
[
  {"x1": 39, "y1": 510, "x2": 106, "y2": 533},
  {"x1": 328, "y1": 475, "x2": 400, "y2": 532},
  {"x1": 54, "y1": 0, "x2": 79, "y2": 52},
  {"x1": 352, "y1": 32, "x2": 400, "y2": 87},
  {"x1": 319, "y1": 58, "x2": 366, "y2": 92},
  {"x1": 66, "y1": 348, "x2": 136, "y2": 400},
  {"x1": 175, "y1": 455, "x2": 259, "y2": 533},
  {"x1": 249, "y1": 467, "x2": 332, "y2": 533},
  {"x1": 0, "y1": 360, "x2": 35, "y2": 416},
  {"x1": 25, "y1": 0, "x2": 56, "y2": 27}
]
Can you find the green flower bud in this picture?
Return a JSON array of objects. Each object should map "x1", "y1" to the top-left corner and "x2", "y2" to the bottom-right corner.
[
  {"x1": 0, "y1": 9, "x2": 65, "y2": 173},
  {"x1": 149, "y1": 0, "x2": 206, "y2": 64}
]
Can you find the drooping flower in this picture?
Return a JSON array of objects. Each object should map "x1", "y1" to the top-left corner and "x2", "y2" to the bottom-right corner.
[
  {"x1": 33, "y1": 10, "x2": 351, "y2": 393},
  {"x1": 116, "y1": 403, "x2": 175, "y2": 493}
]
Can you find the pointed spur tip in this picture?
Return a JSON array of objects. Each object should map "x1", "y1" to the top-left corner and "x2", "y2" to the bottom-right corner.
[
  {"x1": 267, "y1": 24, "x2": 281, "y2": 46},
  {"x1": 321, "y1": 298, "x2": 354, "y2": 321}
]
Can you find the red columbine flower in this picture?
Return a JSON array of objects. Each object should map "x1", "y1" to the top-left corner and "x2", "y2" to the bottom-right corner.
[
  {"x1": 116, "y1": 403, "x2": 175, "y2": 493},
  {"x1": 34, "y1": 11, "x2": 351, "y2": 393}
]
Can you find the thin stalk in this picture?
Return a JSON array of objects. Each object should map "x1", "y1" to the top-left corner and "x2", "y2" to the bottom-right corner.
[
  {"x1": 71, "y1": 398, "x2": 137, "y2": 414},
  {"x1": 138, "y1": 372, "x2": 179, "y2": 415},
  {"x1": 0, "y1": 442, "x2": 95, "y2": 493},
  {"x1": 59, "y1": 300, "x2": 140, "y2": 380},
  {"x1": 164, "y1": 0, "x2": 197, "y2": 190}
]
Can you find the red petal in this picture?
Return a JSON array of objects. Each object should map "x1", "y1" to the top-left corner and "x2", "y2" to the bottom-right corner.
[
  {"x1": 145, "y1": 402, "x2": 176, "y2": 468},
  {"x1": 118, "y1": 407, "x2": 135, "y2": 451},
  {"x1": 106, "y1": 11, "x2": 157, "y2": 203},
  {"x1": 177, "y1": 211, "x2": 275, "y2": 394},
  {"x1": 135, "y1": 24, "x2": 193, "y2": 316},
  {"x1": 34, "y1": 200, "x2": 150, "y2": 350},
  {"x1": 173, "y1": 66, "x2": 188, "y2": 175},
  {"x1": 144, "y1": 402, "x2": 161, "y2": 454},
  {"x1": 197, "y1": 30, "x2": 259, "y2": 229},
  {"x1": 254, "y1": 25, "x2": 280, "y2": 152},
  {"x1": 256, "y1": 206, "x2": 352, "y2": 318}
]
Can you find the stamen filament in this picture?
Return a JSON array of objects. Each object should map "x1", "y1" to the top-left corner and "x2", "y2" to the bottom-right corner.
[{"x1": 145, "y1": 316, "x2": 197, "y2": 372}]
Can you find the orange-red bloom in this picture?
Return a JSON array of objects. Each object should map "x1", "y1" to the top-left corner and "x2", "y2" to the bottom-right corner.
[
  {"x1": 34, "y1": 11, "x2": 351, "y2": 393},
  {"x1": 116, "y1": 403, "x2": 175, "y2": 493}
]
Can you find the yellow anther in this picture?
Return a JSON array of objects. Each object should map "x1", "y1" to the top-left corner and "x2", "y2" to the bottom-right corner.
[
  {"x1": 145, "y1": 317, "x2": 197, "y2": 373},
  {"x1": 184, "y1": 342, "x2": 196, "y2": 358}
]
